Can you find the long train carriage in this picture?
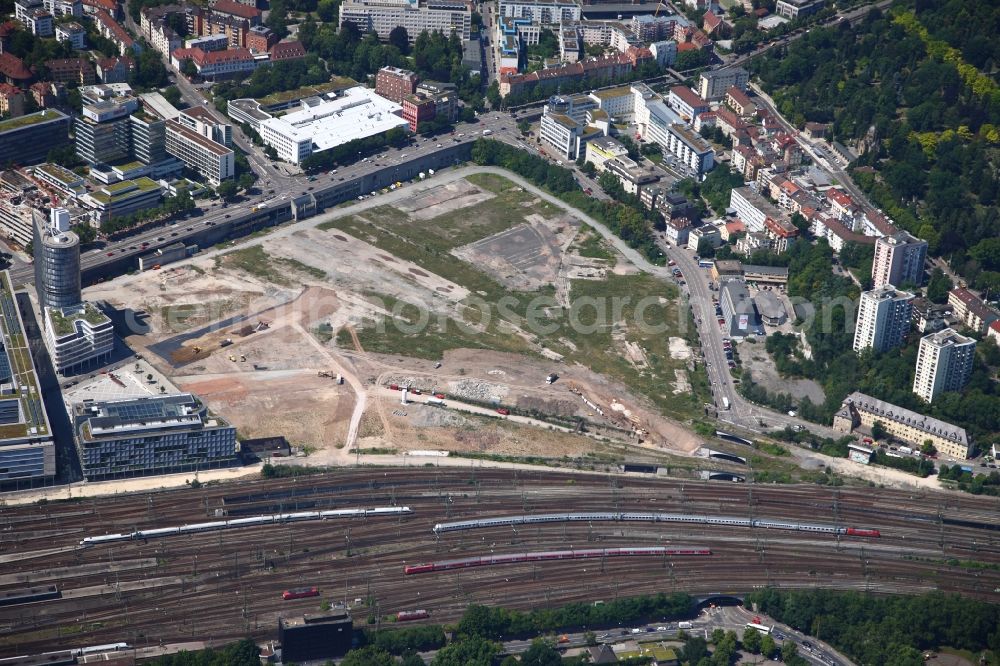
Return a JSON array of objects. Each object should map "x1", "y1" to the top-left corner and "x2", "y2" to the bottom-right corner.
[
  {"x1": 80, "y1": 507, "x2": 413, "y2": 546},
  {"x1": 404, "y1": 546, "x2": 711, "y2": 574},
  {"x1": 432, "y1": 513, "x2": 880, "y2": 537}
]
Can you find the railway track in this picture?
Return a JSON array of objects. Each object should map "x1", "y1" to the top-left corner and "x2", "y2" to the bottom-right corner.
[{"x1": 0, "y1": 468, "x2": 998, "y2": 655}]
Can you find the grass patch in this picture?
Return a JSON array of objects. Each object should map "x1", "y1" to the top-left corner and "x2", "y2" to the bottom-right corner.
[
  {"x1": 757, "y1": 442, "x2": 790, "y2": 457},
  {"x1": 574, "y1": 226, "x2": 615, "y2": 261},
  {"x1": 278, "y1": 256, "x2": 326, "y2": 280},
  {"x1": 338, "y1": 292, "x2": 533, "y2": 360},
  {"x1": 219, "y1": 246, "x2": 292, "y2": 287},
  {"x1": 313, "y1": 322, "x2": 334, "y2": 343}
]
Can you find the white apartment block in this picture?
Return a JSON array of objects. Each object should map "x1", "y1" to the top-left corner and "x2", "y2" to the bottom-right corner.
[
  {"x1": 339, "y1": 0, "x2": 472, "y2": 42},
  {"x1": 662, "y1": 124, "x2": 714, "y2": 175},
  {"x1": 912, "y1": 328, "x2": 976, "y2": 404},
  {"x1": 44, "y1": 0, "x2": 82, "y2": 16},
  {"x1": 588, "y1": 86, "x2": 634, "y2": 122},
  {"x1": 585, "y1": 135, "x2": 628, "y2": 171},
  {"x1": 540, "y1": 112, "x2": 584, "y2": 160},
  {"x1": 499, "y1": 0, "x2": 581, "y2": 24},
  {"x1": 698, "y1": 67, "x2": 749, "y2": 102},
  {"x1": 872, "y1": 231, "x2": 928, "y2": 289},
  {"x1": 729, "y1": 187, "x2": 781, "y2": 234},
  {"x1": 853, "y1": 286, "x2": 914, "y2": 354},
  {"x1": 164, "y1": 120, "x2": 234, "y2": 185}
]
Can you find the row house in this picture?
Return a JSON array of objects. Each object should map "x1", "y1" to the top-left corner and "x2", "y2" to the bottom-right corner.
[
  {"x1": 948, "y1": 287, "x2": 1000, "y2": 335},
  {"x1": 82, "y1": 0, "x2": 118, "y2": 18},
  {"x1": 45, "y1": 57, "x2": 96, "y2": 84},
  {"x1": 826, "y1": 187, "x2": 857, "y2": 222},
  {"x1": 724, "y1": 85, "x2": 756, "y2": 117},
  {"x1": 0, "y1": 84, "x2": 25, "y2": 117},
  {"x1": 499, "y1": 46, "x2": 651, "y2": 98},
  {"x1": 30, "y1": 80, "x2": 64, "y2": 108},
  {"x1": 171, "y1": 46, "x2": 255, "y2": 79},
  {"x1": 95, "y1": 56, "x2": 134, "y2": 83},
  {"x1": 94, "y1": 10, "x2": 139, "y2": 55},
  {"x1": 714, "y1": 106, "x2": 748, "y2": 138},
  {"x1": 666, "y1": 85, "x2": 709, "y2": 124}
]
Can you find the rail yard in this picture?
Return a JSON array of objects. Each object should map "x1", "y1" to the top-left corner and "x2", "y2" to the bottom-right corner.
[{"x1": 1, "y1": 468, "x2": 999, "y2": 655}]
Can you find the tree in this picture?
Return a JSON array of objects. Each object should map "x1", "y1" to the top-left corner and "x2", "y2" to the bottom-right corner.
[
  {"x1": 400, "y1": 652, "x2": 426, "y2": 666},
  {"x1": 680, "y1": 636, "x2": 710, "y2": 664},
  {"x1": 388, "y1": 26, "x2": 410, "y2": 54},
  {"x1": 163, "y1": 85, "x2": 182, "y2": 107},
  {"x1": 926, "y1": 267, "x2": 953, "y2": 304},
  {"x1": 238, "y1": 173, "x2": 256, "y2": 192},
  {"x1": 871, "y1": 420, "x2": 888, "y2": 442},
  {"x1": 520, "y1": 640, "x2": 562, "y2": 666},
  {"x1": 781, "y1": 640, "x2": 800, "y2": 663},
  {"x1": 71, "y1": 223, "x2": 96, "y2": 245},
  {"x1": 760, "y1": 634, "x2": 777, "y2": 658},
  {"x1": 340, "y1": 646, "x2": 394, "y2": 666},
  {"x1": 581, "y1": 161, "x2": 596, "y2": 177},
  {"x1": 486, "y1": 80, "x2": 502, "y2": 108},
  {"x1": 430, "y1": 636, "x2": 499, "y2": 666},
  {"x1": 742, "y1": 627, "x2": 762, "y2": 654},
  {"x1": 180, "y1": 58, "x2": 197, "y2": 78},
  {"x1": 920, "y1": 440, "x2": 936, "y2": 456},
  {"x1": 583, "y1": 631, "x2": 597, "y2": 646},
  {"x1": 217, "y1": 180, "x2": 239, "y2": 201},
  {"x1": 675, "y1": 49, "x2": 709, "y2": 71}
]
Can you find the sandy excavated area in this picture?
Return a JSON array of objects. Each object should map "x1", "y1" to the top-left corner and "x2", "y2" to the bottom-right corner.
[
  {"x1": 355, "y1": 396, "x2": 648, "y2": 462},
  {"x1": 361, "y1": 348, "x2": 701, "y2": 454},
  {"x1": 177, "y1": 369, "x2": 352, "y2": 447},
  {"x1": 84, "y1": 175, "x2": 702, "y2": 459}
]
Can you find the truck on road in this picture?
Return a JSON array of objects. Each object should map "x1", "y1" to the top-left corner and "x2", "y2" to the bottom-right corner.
[{"x1": 721, "y1": 397, "x2": 730, "y2": 410}]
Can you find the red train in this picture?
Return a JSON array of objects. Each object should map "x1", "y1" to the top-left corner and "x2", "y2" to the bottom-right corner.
[
  {"x1": 404, "y1": 546, "x2": 710, "y2": 575},
  {"x1": 282, "y1": 587, "x2": 320, "y2": 600},
  {"x1": 843, "y1": 528, "x2": 880, "y2": 537},
  {"x1": 396, "y1": 610, "x2": 430, "y2": 621}
]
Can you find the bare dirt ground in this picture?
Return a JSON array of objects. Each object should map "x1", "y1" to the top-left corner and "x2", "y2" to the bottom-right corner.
[
  {"x1": 740, "y1": 340, "x2": 826, "y2": 404},
  {"x1": 87, "y1": 175, "x2": 702, "y2": 461},
  {"x1": 452, "y1": 214, "x2": 579, "y2": 292}
]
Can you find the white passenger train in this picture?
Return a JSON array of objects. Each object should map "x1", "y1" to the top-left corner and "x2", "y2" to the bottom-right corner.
[
  {"x1": 80, "y1": 507, "x2": 412, "y2": 546},
  {"x1": 432, "y1": 513, "x2": 880, "y2": 537}
]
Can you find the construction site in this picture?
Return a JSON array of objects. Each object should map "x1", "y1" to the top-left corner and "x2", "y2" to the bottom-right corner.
[{"x1": 85, "y1": 171, "x2": 705, "y2": 464}]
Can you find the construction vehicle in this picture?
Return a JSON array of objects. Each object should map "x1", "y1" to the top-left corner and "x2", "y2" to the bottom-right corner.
[
  {"x1": 220, "y1": 339, "x2": 233, "y2": 348},
  {"x1": 193, "y1": 346, "x2": 202, "y2": 353},
  {"x1": 229, "y1": 355, "x2": 237, "y2": 362},
  {"x1": 240, "y1": 355, "x2": 246, "y2": 362}
]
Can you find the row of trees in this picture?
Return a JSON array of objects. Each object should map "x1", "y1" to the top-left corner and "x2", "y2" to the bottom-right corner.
[
  {"x1": 748, "y1": 589, "x2": 1000, "y2": 665},
  {"x1": 938, "y1": 463, "x2": 1000, "y2": 496},
  {"x1": 211, "y1": 58, "x2": 330, "y2": 110},
  {"x1": 301, "y1": 127, "x2": 409, "y2": 173},
  {"x1": 297, "y1": 24, "x2": 483, "y2": 109},
  {"x1": 101, "y1": 189, "x2": 196, "y2": 236}
]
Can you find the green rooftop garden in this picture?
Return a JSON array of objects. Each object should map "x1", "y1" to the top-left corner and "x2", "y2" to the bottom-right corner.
[
  {"x1": 47, "y1": 303, "x2": 110, "y2": 337},
  {"x1": 258, "y1": 77, "x2": 357, "y2": 107},
  {"x1": 0, "y1": 110, "x2": 63, "y2": 133},
  {"x1": 91, "y1": 177, "x2": 161, "y2": 204}
]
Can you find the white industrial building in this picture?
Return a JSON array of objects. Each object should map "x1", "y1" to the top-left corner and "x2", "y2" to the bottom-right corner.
[{"x1": 259, "y1": 87, "x2": 409, "y2": 164}]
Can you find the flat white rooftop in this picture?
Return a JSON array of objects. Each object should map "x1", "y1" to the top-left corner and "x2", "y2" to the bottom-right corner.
[{"x1": 261, "y1": 86, "x2": 409, "y2": 151}]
